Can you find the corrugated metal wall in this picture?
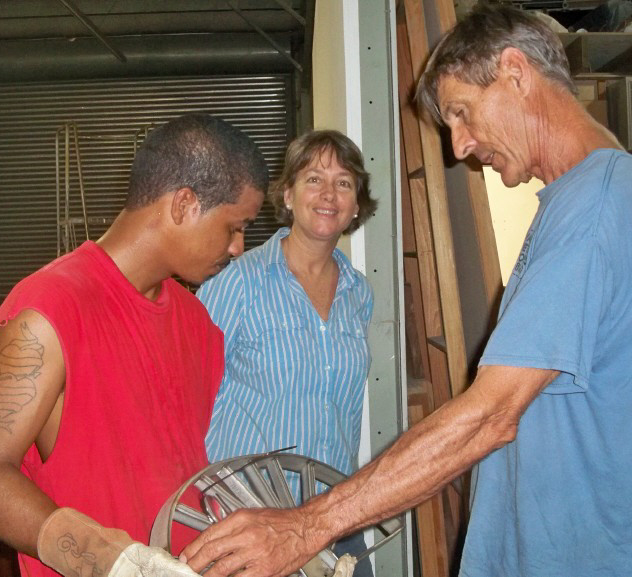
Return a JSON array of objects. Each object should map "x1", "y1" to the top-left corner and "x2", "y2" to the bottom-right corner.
[{"x1": 0, "y1": 74, "x2": 292, "y2": 302}]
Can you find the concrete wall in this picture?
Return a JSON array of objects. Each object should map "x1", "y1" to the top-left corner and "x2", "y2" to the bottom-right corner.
[{"x1": 313, "y1": 0, "x2": 347, "y2": 132}]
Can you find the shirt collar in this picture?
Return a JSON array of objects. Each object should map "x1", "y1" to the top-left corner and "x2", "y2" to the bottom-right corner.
[
  {"x1": 262, "y1": 227, "x2": 358, "y2": 291},
  {"x1": 261, "y1": 227, "x2": 291, "y2": 268}
]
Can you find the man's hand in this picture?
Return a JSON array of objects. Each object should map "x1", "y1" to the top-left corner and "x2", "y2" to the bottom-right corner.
[{"x1": 180, "y1": 507, "x2": 322, "y2": 577}]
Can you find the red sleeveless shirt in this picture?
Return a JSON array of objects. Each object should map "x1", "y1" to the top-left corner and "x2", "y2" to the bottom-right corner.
[{"x1": 0, "y1": 242, "x2": 223, "y2": 576}]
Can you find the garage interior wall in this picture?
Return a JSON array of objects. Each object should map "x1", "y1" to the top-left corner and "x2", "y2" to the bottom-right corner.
[
  {"x1": 0, "y1": 0, "x2": 409, "y2": 574},
  {"x1": 0, "y1": 75, "x2": 293, "y2": 302}
]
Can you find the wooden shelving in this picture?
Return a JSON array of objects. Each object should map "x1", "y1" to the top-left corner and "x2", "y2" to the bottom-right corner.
[{"x1": 560, "y1": 32, "x2": 632, "y2": 75}]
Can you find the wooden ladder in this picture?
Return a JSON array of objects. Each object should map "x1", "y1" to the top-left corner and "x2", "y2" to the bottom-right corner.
[{"x1": 396, "y1": 0, "x2": 502, "y2": 575}]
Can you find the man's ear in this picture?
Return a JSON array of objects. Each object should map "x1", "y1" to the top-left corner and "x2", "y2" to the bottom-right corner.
[
  {"x1": 170, "y1": 187, "x2": 200, "y2": 225},
  {"x1": 499, "y1": 47, "x2": 532, "y2": 97}
]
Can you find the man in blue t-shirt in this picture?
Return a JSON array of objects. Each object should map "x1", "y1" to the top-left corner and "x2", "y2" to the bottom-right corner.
[{"x1": 181, "y1": 7, "x2": 632, "y2": 577}]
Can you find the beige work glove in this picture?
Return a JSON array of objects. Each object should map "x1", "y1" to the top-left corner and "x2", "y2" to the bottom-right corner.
[
  {"x1": 38, "y1": 507, "x2": 200, "y2": 577},
  {"x1": 332, "y1": 553, "x2": 357, "y2": 577}
]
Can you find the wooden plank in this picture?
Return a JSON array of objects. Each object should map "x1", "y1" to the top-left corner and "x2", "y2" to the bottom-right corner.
[
  {"x1": 408, "y1": 379, "x2": 449, "y2": 577},
  {"x1": 400, "y1": 146, "x2": 418, "y2": 255},
  {"x1": 400, "y1": 1, "x2": 475, "y2": 573},
  {"x1": 465, "y1": 167, "x2": 503, "y2": 323},
  {"x1": 403, "y1": 0, "x2": 469, "y2": 398},
  {"x1": 397, "y1": 7, "x2": 451, "y2": 404},
  {"x1": 428, "y1": 0, "x2": 504, "y2": 330},
  {"x1": 443, "y1": 483, "x2": 466, "y2": 568},
  {"x1": 404, "y1": 257, "x2": 430, "y2": 380},
  {"x1": 402, "y1": 133, "x2": 431, "y2": 381}
]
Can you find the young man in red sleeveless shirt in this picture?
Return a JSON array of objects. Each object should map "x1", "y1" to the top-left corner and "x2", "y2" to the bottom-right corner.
[{"x1": 0, "y1": 113, "x2": 267, "y2": 577}]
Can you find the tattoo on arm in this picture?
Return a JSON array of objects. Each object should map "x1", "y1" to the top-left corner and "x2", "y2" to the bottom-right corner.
[
  {"x1": 0, "y1": 322, "x2": 42, "y2": 433},
  {"x1": 57, "y1": 533, "x2": 104, "y2": 577}
]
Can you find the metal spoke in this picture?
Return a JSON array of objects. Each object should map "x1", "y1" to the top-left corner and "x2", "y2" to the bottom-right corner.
[
  {"x1": 173, "y1": 504, "x2": 212, "y2": 532},
  {"x1": 207, "y1": 482, "x2": 247, "y2": 513},
  {"x1": 243, "y1": 461, "x2": 283, "y2": 508},
  {"x1": 300, "y1": 460, "x2": 317, "y2": 503},
  {"x1": 218, "y1": 467, "x2": 267, "y2": 508},
  {"x1": 264, "y1": 456, "x2": 296, "y2": 508}
]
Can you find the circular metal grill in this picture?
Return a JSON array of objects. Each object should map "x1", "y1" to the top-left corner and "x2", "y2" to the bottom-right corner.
[{"x1": 150, "y1": 452, "x2": 402, "y2": 577}]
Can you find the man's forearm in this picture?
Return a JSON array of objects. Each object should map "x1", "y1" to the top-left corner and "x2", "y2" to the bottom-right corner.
[
  {"x1": 0, "y1": 462, "x2": 57, "y2": 557},
  {"x1": 299, "y1": 365, "x2": 557, "y2": 549},
  {"x1": 182, "y1": 366, "x2": 558, "y2": 577},
  {"x1": 297, "y1": 385, "x2": 500, "y2": 550}
]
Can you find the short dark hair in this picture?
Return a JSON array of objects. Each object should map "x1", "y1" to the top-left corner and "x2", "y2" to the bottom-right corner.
[
  {"x1": 269, "y1": 130, "x2": 377, "y2": 235},
  {"x1": 126, "y1": 113, "x2": 268, "y2": 211},
  {"x1": 418, "y1": 4, "x2": 577, "y2": 124}
]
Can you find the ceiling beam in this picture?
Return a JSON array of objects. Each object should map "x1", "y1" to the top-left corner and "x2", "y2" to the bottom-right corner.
[{"x1": 57, "y1": 0, "x2": 127, "y2": 62}]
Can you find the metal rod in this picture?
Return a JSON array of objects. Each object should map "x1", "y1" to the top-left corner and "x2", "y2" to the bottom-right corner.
[
  {"x1": 64, "y1": 124, "x2": 71, "y2": 254},
  {"x1": 300, "y1": 460, "x2": 316, "y2": 503},
  {"x1": 55, "y1": 129, "x2": 61, "y2": 257},
  {"x1": 57, "y1": 0, "x2": 127, "y2": 63},
  {"x1": 265, "y1": 457, "x2": 296, "y2": 508},
  {"x1": 243, "y1": 462, "x2": 283, "y2": 508},
  {"x1": 71, "y1": 125, "x2": 90, "y2": 242},
  {"x1": 227, "y1": 0, "x2": 302, "y2": 72},
  {"x1": 272, "y1": 0, "x2": 306, "y2": 26}
]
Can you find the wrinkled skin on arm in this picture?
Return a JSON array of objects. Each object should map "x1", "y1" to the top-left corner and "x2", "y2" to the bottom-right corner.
[{"x1": 181, "y1": 364, "x2": 558, "y2": 577}]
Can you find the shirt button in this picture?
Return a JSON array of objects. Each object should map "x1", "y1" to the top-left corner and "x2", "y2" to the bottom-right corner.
[
  {"x1": 324, "y1": 403, "x2": 329, "y2": 410},
  {"x1": 319, "y1": 324, "x2": 326, "y2": 332},
  {"x1": 325, "y1": 365, "x2": 331, "y2": 371}
]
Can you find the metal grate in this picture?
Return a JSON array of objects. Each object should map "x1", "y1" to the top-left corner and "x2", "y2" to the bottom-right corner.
[{"x1": 0, "y1": 74, "x2": 293, "y2": 302}]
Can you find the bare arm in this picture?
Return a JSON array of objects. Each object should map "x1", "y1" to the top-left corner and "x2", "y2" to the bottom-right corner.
[
  {"x1": 182, "y1": 364, "x2": 559, "y2": 577},
  {"x1": 0, "y1": 309, "x2": 66, "y2": 556},
  {"x1": 0, "y1": 311, "x2": 204, "y2": 577}
]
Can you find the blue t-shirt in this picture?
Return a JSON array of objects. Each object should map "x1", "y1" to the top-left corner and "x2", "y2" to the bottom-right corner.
[
  {"x1": 460, "y1": 150, "x2": 632, "y2": 577},
  {"x1": 196, "y1": 227, "x2": 373, "y2": 502}
]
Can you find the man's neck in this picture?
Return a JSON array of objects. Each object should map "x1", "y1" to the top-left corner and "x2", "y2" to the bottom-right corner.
[
  {"x1": 96, "y1": 205, "x2": 170, "y2": 300},
  {"x1": 530, "y1": 89, "x2": 623, "y2": 185}
]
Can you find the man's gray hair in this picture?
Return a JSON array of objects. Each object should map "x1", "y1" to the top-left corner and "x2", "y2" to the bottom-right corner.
[{"x1": 417, "y1": 4, "x2": 577, "y2": 124}]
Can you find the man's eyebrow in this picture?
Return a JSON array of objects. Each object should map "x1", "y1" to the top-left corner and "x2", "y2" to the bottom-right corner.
[{"x1": 439, "y1": 102, "x2": 455, "y2": 120}]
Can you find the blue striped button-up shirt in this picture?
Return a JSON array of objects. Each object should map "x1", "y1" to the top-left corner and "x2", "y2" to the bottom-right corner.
[{"x1": 196, "y1": 227, "x2": 373, "y2": 502}]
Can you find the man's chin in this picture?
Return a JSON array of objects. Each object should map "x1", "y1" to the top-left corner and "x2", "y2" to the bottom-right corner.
[
  {"x1": 498, "y1": 170, "x2": 529, "y2": 188},
  {"x1": 207, "y1": 261, "x2": 230, "y2": 278}
]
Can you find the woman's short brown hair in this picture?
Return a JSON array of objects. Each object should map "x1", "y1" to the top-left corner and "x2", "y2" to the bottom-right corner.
[{"x1": 269, "y1": 130, "x2": 377, "y2": 235}]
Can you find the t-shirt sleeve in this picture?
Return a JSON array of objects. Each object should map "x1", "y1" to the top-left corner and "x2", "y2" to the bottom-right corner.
[{"x1": 480, "y1": 236, "x2": 611, "y2": 393}]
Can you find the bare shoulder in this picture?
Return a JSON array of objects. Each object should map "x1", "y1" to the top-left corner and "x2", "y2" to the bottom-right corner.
[{"x1": 0, "y1": 309, "x2": 65, "y2": 465}]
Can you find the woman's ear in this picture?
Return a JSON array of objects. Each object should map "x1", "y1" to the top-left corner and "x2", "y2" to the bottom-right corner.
[
  {"x1": 283, "y1": 187, "x2": 293, "y2": 210},
  {"x1": 170, "y1": 187, "x2": 199, "y2": 225},
  {"x1": 499, "y1": 47, "x2": 532, "y2": 97}
]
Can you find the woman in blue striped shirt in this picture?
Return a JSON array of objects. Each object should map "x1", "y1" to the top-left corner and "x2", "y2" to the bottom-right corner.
[{"x1": 196, "y1": 130, "x2": 378, "y2": 575}]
